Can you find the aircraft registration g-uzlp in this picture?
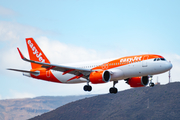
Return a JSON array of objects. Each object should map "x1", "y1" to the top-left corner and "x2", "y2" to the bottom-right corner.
[{"x1": 8, "y1": 38, "x2": 172, "y2": 94}]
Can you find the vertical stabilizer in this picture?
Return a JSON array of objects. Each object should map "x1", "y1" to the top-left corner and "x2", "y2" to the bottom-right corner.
[{"x1": 26, "y1": 38, "x2": 50, "y2": 69}]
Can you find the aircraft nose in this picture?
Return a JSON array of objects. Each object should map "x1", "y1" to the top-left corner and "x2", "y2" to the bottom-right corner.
[{"x1": 166, "y1": 61, "x2": 173, "y2": 70}]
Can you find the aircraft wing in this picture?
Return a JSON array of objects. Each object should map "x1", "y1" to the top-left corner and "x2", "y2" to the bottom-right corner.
[{"x1": 17, "y1": 48, "x2": 94, "y2": 78}]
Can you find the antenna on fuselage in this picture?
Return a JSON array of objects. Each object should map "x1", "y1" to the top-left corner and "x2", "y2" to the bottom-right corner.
[
  {"x1": 169, "y1": 61, "x2": 171, "y2": 83},
  {"x1": 169, "y1": 70, "x2": 171, "y2": 83}
]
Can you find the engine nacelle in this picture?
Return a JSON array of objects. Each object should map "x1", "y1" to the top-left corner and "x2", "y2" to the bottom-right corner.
[
  {"x1": 126, "y1": 76, "x2": 149, "y2": 87},
  {"x1": 89, "y1": 70, "x2": 111, "y2": 84}
]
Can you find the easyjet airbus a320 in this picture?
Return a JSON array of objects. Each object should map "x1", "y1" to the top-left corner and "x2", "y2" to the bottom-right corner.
[{"x1": 8, "y1": 38, "x2": 172, "y2": 94}]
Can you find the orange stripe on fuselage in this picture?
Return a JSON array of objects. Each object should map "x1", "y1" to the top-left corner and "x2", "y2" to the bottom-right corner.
[
  {"x1": 30, "y1": 68, "x2": 61, "y2": 83},
  {"x1": 92, "y1": 54, "x2": 163, "y2": 70}
]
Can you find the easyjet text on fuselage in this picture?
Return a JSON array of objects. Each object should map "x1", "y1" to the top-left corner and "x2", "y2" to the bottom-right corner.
[{"x1": 120, "y1": 56, "x2": 142, "y2": 63}]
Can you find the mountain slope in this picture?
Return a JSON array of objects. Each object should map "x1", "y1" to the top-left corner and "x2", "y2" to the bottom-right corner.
[
  {"x1": 0, "y1": 95, "x2": 94, "y2": 120},
  {"x1": 30, "y1": 82, "x2": 180, "y2": 120}
]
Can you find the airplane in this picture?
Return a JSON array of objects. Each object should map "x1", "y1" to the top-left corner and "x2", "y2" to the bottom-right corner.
[{"x1": 8, "y1": 38, "x2": 173, "y2": 94}]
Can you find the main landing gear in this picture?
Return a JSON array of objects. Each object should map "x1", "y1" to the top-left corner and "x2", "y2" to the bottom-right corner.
[
  {"x1": 109, "y1": 81, "x2": 118, "y2": 94},
  {"x1": 149, "y1": 75, "x2": 155, "y2": 87},
  {"x1": 83, "y1": 80, "x2": 92, "y2": 92},
  {"x1": 83, "y1": 80, "x2": 119, "y2": 94}
]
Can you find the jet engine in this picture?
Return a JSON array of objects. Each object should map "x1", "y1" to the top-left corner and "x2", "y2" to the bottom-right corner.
[
  {"x1": 89, "y1": 70, "x2": 111, "y2": 84},
  {"x1": 126, "y1": 76, "x2": 149, "y2": 87}
]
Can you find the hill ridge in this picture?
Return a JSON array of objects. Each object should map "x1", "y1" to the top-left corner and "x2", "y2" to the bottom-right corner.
[
  {"x1": 0, "y1": 95, "x2": 95, "y2": 120},
  {"x1": 30, "y1": 82, "x2": 180, "y2": 120}
]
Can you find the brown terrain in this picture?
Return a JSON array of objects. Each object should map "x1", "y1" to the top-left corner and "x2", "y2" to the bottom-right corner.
[{"x1": 0, "y1": 95, "x2": 94, "y2": 120}]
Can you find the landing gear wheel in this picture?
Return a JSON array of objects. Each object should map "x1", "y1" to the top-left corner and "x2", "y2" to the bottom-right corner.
[
  {"x1": 109, "y1": 87, "x2": 118, "y2": 94},
  {"x1": 149, "y1": 82, "x2": 154, "y2": 87},
  {"x1": 109, "y1": 81, "x2": 118, "y2": 94},
  {"x1": 83, "y1": 85, "x2": 92, "y2": 92},
  {"x1": 87, "y1": 85, "x2": 92, "y2": 91},
  {"x1": 83, "y1": 85, "x2": 88, "y2": 91}
]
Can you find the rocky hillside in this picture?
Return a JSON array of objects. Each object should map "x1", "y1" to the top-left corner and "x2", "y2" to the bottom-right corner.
[
  {"x1": 0, "y1": 95, "x2": 94, "y2": 120},
  {"x1": 30, "y1": 82, "x2": 180, "y2": 120}
]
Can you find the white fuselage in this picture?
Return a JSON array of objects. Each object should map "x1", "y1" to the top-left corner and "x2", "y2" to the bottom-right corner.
[{"x1": 51, "y1": 58, "x2": 172, "y2": 84}]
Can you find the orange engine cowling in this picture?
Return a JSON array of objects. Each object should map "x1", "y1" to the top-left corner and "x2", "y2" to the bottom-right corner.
[
  {"x1": 89, "y1": 70, "x2": 111, "y2": 84},
  {"x1": 126, "y1": 76, "x2": 149, "y2": 87}
]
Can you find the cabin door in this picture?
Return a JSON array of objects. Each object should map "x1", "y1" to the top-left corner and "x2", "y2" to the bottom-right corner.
[{"x1": 142, "y1": 55, "x2": 149, "y2": 67}]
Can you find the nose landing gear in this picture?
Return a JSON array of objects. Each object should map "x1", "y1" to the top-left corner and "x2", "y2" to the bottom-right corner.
[
  {"x1": 149, "y1": 75, "x2": 155, "y2": 87},
  {"x1": 149, "y1": 82, "x2": 155, "y2": 87}
]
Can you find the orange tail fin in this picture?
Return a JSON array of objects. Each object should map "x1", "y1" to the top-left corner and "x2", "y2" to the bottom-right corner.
[{"x1": 26, "y1": 38, "x2": 50, "y2": 69}]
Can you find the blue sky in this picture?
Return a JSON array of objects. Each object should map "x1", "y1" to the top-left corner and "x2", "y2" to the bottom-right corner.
[{"x1": 0, "y1": 0, "x2": 180, "y2": 99}]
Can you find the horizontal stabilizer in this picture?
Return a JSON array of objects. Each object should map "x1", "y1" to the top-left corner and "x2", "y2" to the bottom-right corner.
[{"x1": 7, "y1": 68, "x2": 39, "y2": 75}]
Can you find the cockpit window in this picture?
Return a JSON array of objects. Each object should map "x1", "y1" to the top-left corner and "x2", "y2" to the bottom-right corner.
[
  {"x1": 154, "y1": 58, "x2": 166, "y2": 61},
  {"x1": 160, "y1": 58, "x2": 166, "y2": 61},
  {"x1": 157, "y1": 58, "x2": 161, "y2": 61}
]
